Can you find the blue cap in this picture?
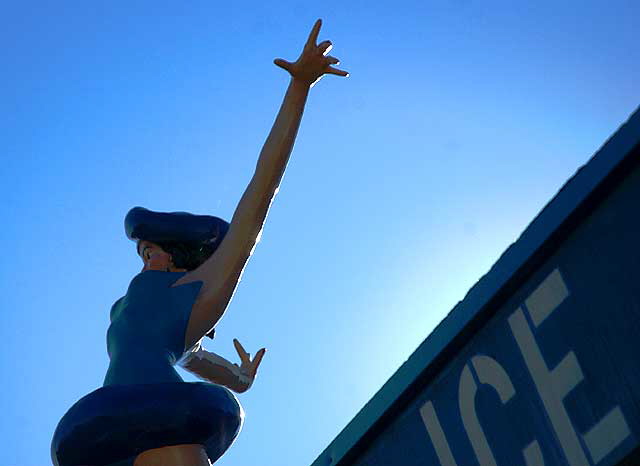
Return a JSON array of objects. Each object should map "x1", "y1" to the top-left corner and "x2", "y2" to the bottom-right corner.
[{"x1": 124, "y1": 206, "x2": 229, "y2": 249}]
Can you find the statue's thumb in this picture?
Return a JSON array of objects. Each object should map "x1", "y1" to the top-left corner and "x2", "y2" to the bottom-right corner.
[{"x1": 274, "y1": 58, "x2": 290, "y2": 70}]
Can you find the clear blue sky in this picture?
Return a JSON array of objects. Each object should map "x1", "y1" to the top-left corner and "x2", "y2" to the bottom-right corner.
[{"x1": 1, "y1": 1, "x2": 638, "y2": 465}]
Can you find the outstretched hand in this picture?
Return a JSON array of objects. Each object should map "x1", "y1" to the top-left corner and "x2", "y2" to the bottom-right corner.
[
  {"x1": 233, "y1": 338, "x2": 266, "y2": 392},
  {"x1": 274, "y1": 19, "x2": 349, "y2": 87}
]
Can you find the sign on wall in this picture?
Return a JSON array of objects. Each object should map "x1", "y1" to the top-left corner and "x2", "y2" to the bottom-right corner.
[
  {"x1": 313, "y1": 108, "x2": 640, "y2": 466},
  {"x1": 349, "y1": 160, "x2": 640, "y2": 466}
]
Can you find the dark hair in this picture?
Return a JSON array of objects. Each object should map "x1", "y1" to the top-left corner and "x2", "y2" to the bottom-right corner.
[
  {"x1": 126, "y1": 207, "x2": 230, "y2": 269},
  {"x1": 155, "y1": 241, "x2": 216, "y2": 271}
]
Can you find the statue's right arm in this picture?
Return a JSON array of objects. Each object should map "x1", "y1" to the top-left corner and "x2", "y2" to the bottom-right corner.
[
  {"x1": 174, "y1": 78, "x2": 310, "y2": 351},
  {"x1": 173, "y1": 20, "x2": 347, "y2": 352}
]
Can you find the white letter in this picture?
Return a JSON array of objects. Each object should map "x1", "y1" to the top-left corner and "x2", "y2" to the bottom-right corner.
[
  {"x1": 419, "y1": 401, "x2": 458, "y2": 466},
  {"x1": 509, "y1": 268, "x2": 630, "y2": 465}
]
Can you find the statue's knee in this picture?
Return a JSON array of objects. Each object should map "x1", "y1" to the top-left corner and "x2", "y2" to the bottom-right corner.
[{"x1": 134, "y1": 444, "x2": 210, "y2": 466}]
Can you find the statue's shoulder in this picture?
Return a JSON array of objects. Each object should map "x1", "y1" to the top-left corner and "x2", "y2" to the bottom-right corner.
[{"x1": 128, "y1": 270, "x2": 187, "y2": 290}]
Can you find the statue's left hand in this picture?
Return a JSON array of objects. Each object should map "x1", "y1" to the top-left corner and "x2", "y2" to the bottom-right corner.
[
  {"x1": 274, "y1": 19, "x2": 349, "y2": 87},
  {"x1": 233, "y1": 338, "x2": 266, "y2": 392}
]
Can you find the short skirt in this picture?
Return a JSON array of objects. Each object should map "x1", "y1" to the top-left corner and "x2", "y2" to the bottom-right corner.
[{"x1": 51, "y1": 382, "x2": 243, "y2": 466}]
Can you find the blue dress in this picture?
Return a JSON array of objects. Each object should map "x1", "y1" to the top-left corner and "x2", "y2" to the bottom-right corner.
[
  {"x1": 104, "y1": 270, "x2": 202, "y2": 386},
  {"x1": 51, "y1": 271, "x2": 243, "y2": 466}
]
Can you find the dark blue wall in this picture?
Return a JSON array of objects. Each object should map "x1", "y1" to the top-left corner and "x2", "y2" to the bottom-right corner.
[{"x1": 351, "y1": 156, "x2": 640, "y2": 466}]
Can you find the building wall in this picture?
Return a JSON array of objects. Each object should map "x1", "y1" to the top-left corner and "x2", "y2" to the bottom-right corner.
[{"x1": 351, "y1": 154, "x2": 640, "y2": 466}]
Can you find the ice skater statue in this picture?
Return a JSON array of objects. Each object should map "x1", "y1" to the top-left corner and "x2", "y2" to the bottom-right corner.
[{"x1": 51, "y1": 19, "x2": 347, "y2": 466}]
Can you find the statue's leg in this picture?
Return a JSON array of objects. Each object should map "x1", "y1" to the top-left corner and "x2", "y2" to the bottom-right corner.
[{"x1": 133, "y1": 444, "x2": 211, "y2": 466}]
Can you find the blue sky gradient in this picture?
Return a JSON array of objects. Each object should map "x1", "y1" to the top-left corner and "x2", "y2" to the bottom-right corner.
[{"x1": 1, "y1": 1, "x2": 638, "y2": 465}]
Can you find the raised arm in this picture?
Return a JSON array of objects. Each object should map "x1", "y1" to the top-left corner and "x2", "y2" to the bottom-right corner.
[{"x1": 174, "y1": 19, "x2": 347, "y2": 350}]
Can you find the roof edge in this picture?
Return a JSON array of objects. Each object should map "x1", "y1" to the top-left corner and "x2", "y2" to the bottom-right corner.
[{"x1": 311, "y1": 105, "x2": 640, "y2": 466}]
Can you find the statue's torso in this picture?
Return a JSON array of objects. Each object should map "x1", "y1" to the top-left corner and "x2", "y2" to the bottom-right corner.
[{"x1": 104, "y1": 271, "x2": 203, "y2": 386}]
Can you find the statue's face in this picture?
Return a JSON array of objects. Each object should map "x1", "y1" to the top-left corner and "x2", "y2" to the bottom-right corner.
[{"x1": 138, "y1": 240, "x2": 173, "y2": 272}]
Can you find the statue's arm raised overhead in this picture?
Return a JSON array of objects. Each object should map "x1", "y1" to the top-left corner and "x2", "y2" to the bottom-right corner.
[{"x1": 173, "y1": 19, "x2": 347, "y2": 351}]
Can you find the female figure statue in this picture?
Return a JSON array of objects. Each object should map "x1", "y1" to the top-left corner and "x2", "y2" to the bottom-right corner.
[{"x1": 52, "y1": 19, "x2": 347, "y2": 466}]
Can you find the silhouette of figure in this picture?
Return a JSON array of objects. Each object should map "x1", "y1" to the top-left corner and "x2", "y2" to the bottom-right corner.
[{"x1": 51, "y1": 19, "x2": 347, "y2": 466}]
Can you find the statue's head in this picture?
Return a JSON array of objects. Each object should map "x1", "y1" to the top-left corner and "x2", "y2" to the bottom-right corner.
[
  {"x1": 137, "y1": 239, "x2": 220, "y2": 272},
  {"x1": 137, "y1": 240, "x2": 175, "y2": 271},
  {"x1": 125, "y1": 206, "x2": 229, "y2": 272}
]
